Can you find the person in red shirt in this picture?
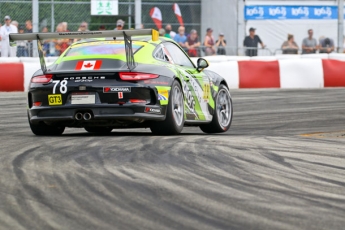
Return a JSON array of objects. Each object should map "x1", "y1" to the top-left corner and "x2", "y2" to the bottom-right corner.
[{"x1": 185, "y1": 29, "x2": 200, "y2": 57}]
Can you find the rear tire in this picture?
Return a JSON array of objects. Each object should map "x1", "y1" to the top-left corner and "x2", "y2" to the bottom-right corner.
[
  {"x1": 84, "y1": 127, "x2": 113, "y2": 133},
  {"x1": 150, "y1": 80, "x2": 184, "y2": 135},
  {"x1": 200, "y1": 84, "x2": 233, "y2": 133},
  {"x1": 28, "y1": 113, "x2": 65, "y2": 136}
]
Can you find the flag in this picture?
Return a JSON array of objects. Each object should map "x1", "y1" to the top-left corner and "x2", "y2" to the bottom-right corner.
[
  {"x1": 173, "y1": 3, "x2": 184, "y2": 27},
  {"x1": 150, "y1": 7, "x2": 162, "y2": 29},
  {"x1": 75, "y1": 60, "x2": 102, "y2": 70}
]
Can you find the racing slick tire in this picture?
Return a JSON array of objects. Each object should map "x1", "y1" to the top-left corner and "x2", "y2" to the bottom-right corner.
[
  {"x1": 84, "y1": 127, "x2": 113, "y2": 133},
  {"x1": 28, "y1": 113, "x2": 65, "y2": 136},
  {"x1": 150, "y1": 80, "x2": 184, "y2": 135},
  {"x1": 200, "y1": 84, "x2": 233, "y2": 133}
]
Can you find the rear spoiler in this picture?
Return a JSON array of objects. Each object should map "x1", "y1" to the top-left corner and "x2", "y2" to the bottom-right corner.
[{"x1": 9, "y1": 29, "x2": 159, "y2": 73}]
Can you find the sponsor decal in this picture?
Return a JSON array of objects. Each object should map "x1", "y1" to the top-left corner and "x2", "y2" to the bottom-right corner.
[
  {"x1": 203, "y1": 83, "x2": 210, "y2": 102},
  {"x1": 158, "y1": 94, "x2": 167, "y2": 100},
  {"x1": 118, "y1": 92, "x2": 123, "y2": 99},
  {"x1": 103, "y1": 87, "x2": 131, "y2": 93},
  {"x1": 144, "y1": 107, "x2": 161, "y2": 114},
  {"x1": 157, "y1": 89, "x2": 169, "y2": 101},
  {"x1": 143, "y1": 80, "x2": 170, "y2": 85},
  {"x1": 156, "y1": 86, "x2": 170, "y2": 105},
  {"x1": 75, "y1": 60, "x2": 102, "y2": 71},
  {"x1": 59, "y1": 32, "x2": 102, "y2": 36}
]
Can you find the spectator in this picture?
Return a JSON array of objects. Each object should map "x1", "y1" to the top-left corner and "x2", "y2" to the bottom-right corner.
[
  {"x1": 61, "y1": 22, "x2": 69, "y2": 32},
  {"x1": 25, "y1": 20, "x2": 33, "y2": 57},
  {"x1": 281, "y1": 34, "x2": 299, "y2": 54},
  {"x1": 159, "y1": 28, "x2": 165, "y2": 36},
  {"x1": 0, "y1": 16, "x2": 18, "y2": 57},
  {"x1": 98, "y1": 25, "x2": 106, "y2": 30},
  {"x1": 74, "y1": 22, "x2": 89, "y2": 42},
  {"x1": 25, "y1": 20, "x2": 32, "y2": 33},
  {"x1": 16, "y1": 25, "x2": 28, "y2": 57},
  {"x1": 41, "y1": 26, "x2": 50, "y2": 57},
  {"x1": 215, "y1": 32, "x2": 226, "y2": 55},
  {"x1": 243, "y1": 27, "x2": 265, "y2": 57},
  {"x1": 203, "y1": 28, "x2": 215, "y2": 56},
  {"x1": 165, "y1": 24, "x2": 176, "y2": 39},
  {"x1": 319, "y1": 37, "x2": 334, "y2": 54},
  {"x1": 174, "y1": 26, "x2": 187, "y2": 51},
  {"x1": 11, "y1": 20, "x2": 19, "y2": 56},
  {"x1": 115, "y1": 19, "x2": 124, "y2": 30},
  {"x1": 11, "y1": 20, "x2": 18, "y2": 28},
  {"x1": 185, "y1": 29, "x2": 200, "y2": 57},
  {"x1": 302, "y1": 29, "x2": 317, "y2": 54},
  {"x1": 54, "y1": 23, "x2": 69, "y2": 56}
]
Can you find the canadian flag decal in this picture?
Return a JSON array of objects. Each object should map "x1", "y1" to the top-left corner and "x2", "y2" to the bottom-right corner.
[{"x1": 75, "y1": 60, "x2": 102, "y2": 70}]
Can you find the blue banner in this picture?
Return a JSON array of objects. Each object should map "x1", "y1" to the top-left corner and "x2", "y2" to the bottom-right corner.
[{"x1": 244, "y1": 5, "x2": 340, "y2": 20}]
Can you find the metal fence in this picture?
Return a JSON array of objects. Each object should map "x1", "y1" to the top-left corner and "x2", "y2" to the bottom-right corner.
[{"x1": 0, "y1": 0, "x2": 201, "y2": 32}]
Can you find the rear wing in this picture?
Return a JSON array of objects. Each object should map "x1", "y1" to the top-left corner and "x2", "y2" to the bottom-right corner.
[{"x1": 9, "y1": 29, "x2": 159, "y2": 73}]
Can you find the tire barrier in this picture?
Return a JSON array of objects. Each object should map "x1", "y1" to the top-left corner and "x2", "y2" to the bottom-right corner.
[{"x1": 1, "y1": 57, "x2": 345, "y2": 91}]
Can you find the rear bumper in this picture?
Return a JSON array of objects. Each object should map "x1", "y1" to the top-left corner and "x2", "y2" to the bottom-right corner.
[{"x1": 28, "y1": 104, "x2": 166, "y2": 123}]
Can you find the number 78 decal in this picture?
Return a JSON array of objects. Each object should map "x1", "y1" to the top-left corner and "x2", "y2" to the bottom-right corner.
[{"x1": 52, "y1": 80, "x2": 68, "y2": 94}]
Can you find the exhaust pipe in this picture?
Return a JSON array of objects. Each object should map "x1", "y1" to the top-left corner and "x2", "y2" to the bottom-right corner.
[
  {"x1": 83, "y1": 112, "x2": 92, "y2": 121},
  {"x1": 75, "y1": 112, "x2": 83, "y2": 121}
]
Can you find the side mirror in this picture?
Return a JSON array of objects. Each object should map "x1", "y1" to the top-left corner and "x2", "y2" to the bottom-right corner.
[{"x1": 197, "y1": 58, "x2": 209, "y2": 72}]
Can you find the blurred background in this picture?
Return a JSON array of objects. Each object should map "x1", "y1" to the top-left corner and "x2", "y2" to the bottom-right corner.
[{"x1": 0, "y1": 0, "x2": 344, "y2": 56}]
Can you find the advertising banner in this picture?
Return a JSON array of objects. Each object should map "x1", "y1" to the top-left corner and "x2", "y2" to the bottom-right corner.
[{"x1": 244, "y1": 5, "x2": 341, "y2": 20}]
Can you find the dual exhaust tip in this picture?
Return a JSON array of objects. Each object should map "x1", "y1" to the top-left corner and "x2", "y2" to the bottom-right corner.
[{"x1": 75, "y1": 112, "x2": 92, "y2": 121}]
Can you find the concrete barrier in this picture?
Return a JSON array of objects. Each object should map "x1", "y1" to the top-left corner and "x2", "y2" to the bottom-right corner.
[
  {"x1": 1, "y1": 56, "x2": 345, "y2": 91},
  {"x1": 279, "y1": 59, "x2": 324, "y2": 88}
]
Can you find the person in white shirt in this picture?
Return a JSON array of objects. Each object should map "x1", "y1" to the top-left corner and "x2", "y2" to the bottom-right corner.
[{"x1": 0, "y1": 15, "x2": 18, "y2": 57}]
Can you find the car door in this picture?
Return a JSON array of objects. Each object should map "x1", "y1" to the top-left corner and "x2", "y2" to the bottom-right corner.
[{"x1": 163, "y1": 42, "x2": 213, "y2": 122}]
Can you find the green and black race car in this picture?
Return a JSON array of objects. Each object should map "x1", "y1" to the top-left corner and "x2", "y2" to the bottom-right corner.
[{"x1": 10, "y1": 29, "x2": 233, "y2": 135}]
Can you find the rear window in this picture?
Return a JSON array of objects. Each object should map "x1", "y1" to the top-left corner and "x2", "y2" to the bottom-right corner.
[{"x1": 66, "y1": 41, "x2": 143, "y2": 57}]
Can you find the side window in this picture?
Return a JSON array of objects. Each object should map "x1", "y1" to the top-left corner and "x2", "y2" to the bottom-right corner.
[
  {"x1": 164, "y1": 42, "x2": 195, "y2": 68},
  {"x1": 153, "y1": 47, "x2": 168, "y2": 62}
]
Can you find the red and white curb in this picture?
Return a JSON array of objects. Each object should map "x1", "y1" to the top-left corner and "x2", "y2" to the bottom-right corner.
[{"x1": 1, "y1": 56, "x2": 345, "y2": 91}]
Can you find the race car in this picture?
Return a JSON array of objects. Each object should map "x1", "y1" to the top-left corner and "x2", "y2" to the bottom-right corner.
[{"x1": 10, "y1": 29, "x2": 233, "y2": 135}]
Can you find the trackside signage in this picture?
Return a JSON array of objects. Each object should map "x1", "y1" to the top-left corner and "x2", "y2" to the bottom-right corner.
[
  {"x1": 91, "y1": 0, "x2": 118, "y2": 15},
  {"x1": 244, "y1": 5, "x2": 343, "y2": 20}
]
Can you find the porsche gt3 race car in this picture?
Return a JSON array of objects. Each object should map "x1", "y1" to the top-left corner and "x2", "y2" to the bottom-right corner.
[{"x1": 10, "y1": 29, "x2": 233, "y2": 135}]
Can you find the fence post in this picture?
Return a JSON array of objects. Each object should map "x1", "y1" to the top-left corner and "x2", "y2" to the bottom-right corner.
[
  {"x1": 51, "y1": 0, "x2": 55, "y2": 32},
  {"x1": 32, "y1": 0, "x2": 39, "y2": 57},
  {"x1": 135, "y1": 0, "x2": 142, "y2": 29},
  {"x1": 338, "y1": 0, "x2": 344, "y2": 53},
  {"x1": 128, "y1": 0, "x2": 132, "y2": 29}
]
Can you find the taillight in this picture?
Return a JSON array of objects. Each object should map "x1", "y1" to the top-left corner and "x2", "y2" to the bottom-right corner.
[
  {"x1": 31, "y1": 74, "x2": 53, "y2": 83},
  {"x1": 119, "y1": 72, "x2": 158, "y2": 81},
  {"x1": 33, "y1": 101, "x2": 42, "y2": 107},
  {"x1": 129, "y1": 99, "x2": 147, "y2": 104}
]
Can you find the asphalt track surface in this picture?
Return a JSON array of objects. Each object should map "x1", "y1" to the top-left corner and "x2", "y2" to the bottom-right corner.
[{"x1": 0, "y1": 89, "x2": 344, "y2": 230}]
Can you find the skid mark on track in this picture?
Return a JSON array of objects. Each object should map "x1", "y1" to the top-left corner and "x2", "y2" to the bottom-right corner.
[{"x1": 301, "y1": 130, "x2": 345, "y2": 138}]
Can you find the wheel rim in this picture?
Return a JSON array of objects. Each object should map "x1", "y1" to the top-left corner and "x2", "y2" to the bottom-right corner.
[
  {"x1": 172, "y1": 85, "x2": 183, "y2": 126},
  {"x1": 217, "y1": 89, "x2": 232, "y2": 129}
]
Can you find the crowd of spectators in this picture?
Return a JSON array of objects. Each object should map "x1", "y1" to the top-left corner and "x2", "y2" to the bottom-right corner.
[
  {"x1": 1, "y1": 15, "x2": 340, "y2": 58},
  {"x1": 243, "y1": 27, "x2": 337, "y2": 56},
  {"x1": 158, "y1": 24, "x2": 228, "y2": 57}
]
